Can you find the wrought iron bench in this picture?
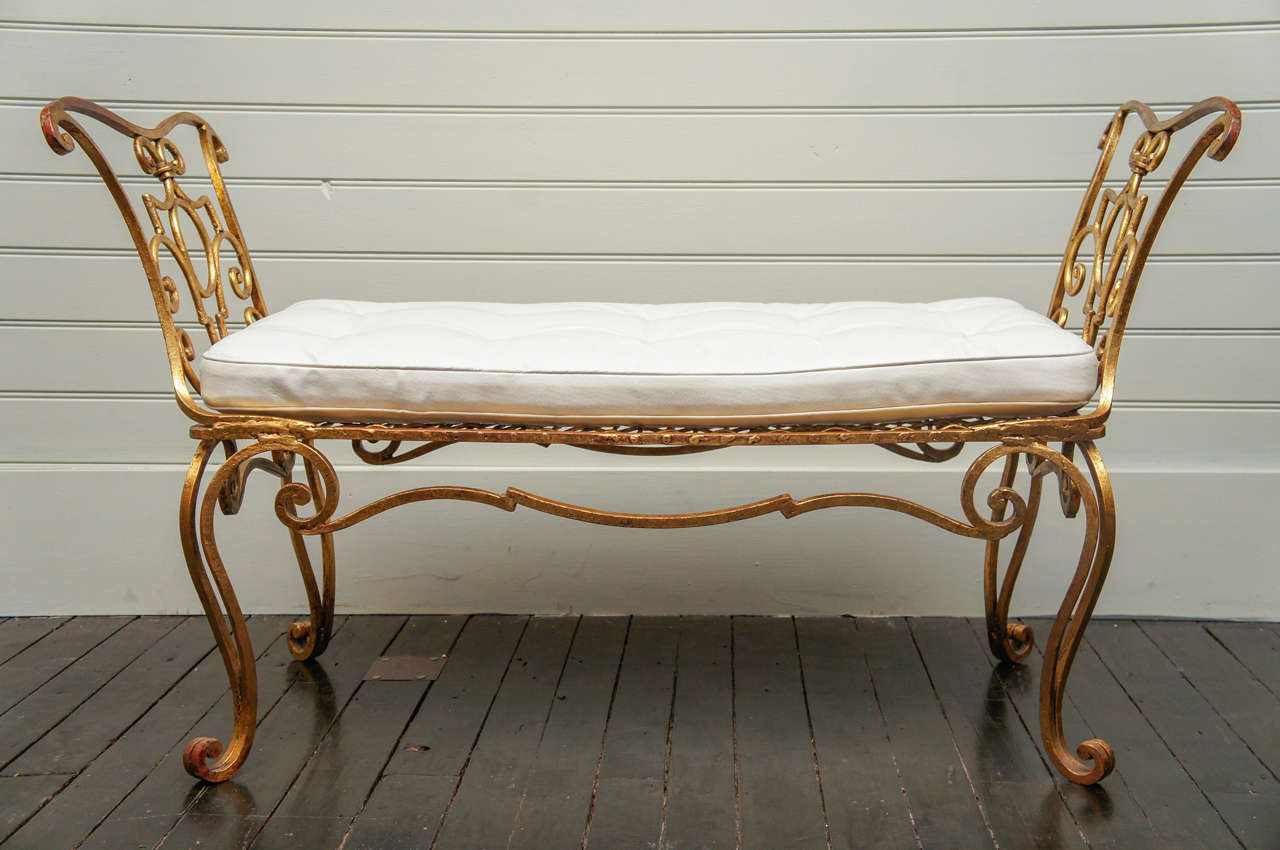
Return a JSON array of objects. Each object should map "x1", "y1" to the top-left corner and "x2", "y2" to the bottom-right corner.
[{"x1": 39, "y1": 95, "x2": 1241, "y2": 787}]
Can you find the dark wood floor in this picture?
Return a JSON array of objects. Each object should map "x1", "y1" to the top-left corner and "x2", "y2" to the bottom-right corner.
[{"x1": 0, "y1": 615, "x2": 1276, "y2": 849}]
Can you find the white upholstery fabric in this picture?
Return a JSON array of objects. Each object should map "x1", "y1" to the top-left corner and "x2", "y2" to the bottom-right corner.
[{"x1": 198, "y1": 298, "x2": 1099, "y2": 425}]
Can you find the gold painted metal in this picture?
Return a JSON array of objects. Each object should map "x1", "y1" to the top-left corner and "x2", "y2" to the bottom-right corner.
[
  {"x1": 41, "y1": 95, "x2": 1241, "y2": 788},
  {"x1": 351, "y1": 439, "x2": 453, "y2": 465}
]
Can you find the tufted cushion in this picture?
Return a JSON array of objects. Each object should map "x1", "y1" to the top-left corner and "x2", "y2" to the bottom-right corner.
[{"x1": 197, "y1": 298, "x2": 1099, "y2": 426}]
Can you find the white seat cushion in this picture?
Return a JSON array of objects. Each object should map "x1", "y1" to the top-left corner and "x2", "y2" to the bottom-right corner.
[{"x1": 197, "y1": 297, "x2": 1099, "y2": 426}]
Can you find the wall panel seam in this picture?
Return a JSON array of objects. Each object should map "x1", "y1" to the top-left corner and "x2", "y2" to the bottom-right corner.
[
  {"x1": 3, "y1": 21, "x2": 1279, "y2": 38},
  {"x1": 5, "y1": 175, "x2": 1279, "y2": 190},
  {"x1": 2, "y1": 392, "x2": 1277, "y2": 410},
  {"x1": 8, "y1": 98, "x2": 1279, "y2": 115},
  {"x1": 5, "y1": 321, "x2": 1279, "y2": 336},
  {"x1": 4, "y1": 248, "x2": 1277, "y2": 263}
]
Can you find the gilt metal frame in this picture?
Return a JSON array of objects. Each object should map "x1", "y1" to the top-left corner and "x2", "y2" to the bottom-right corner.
[{"x1": 40, "y1": 95, "x2": 1241, "y2": 787}]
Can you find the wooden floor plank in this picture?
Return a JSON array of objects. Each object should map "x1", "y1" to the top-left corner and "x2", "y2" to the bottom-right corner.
[
  {"x1": 429, "y1": 616, "x2": 578, "y2": 850},
  {"x1": 342, "y1": 615, "x2": 529, "y2": 850},
  {"x1": 732, "y1": 616, "x2": 828, "y2": 850},
  {"x1": 1023, "y1": 617, "x2": 1241, "y2": 850},
  {"x1": 966, "y1": 618, "x2": 1162, "y2": 850},
  {"x1": 0, "y1": 617, "x2": 132, "y2": 716},
  {"x1": 584, "y1": 616, "x2": 680, "y2": 850},
  {"x1": 909, "y1": 617, "x2": 1085, "y2": 850},
  {"x1": 249, "y1": 615, "x2": 466, "y2": 850},
  {"x1": 1089, "y1": 620, "x2": 1280, "y2": 849},
  {"x1": 1204, "y1": 621, "x2": 1280, "y2": 700},
  {"x1": 506, "y1": 616, "x2": 629, "y2": 850},
  {"x1": 857, "y1": 617, "x2": 993, "y2": 849},
  {"x1": 4, "y1": 616, "x2": 292, "y2": 850},
  {"x1": 341, "y1": 775, "x2": 458, "y2": 850},
  {"x1": 3, "y1": 614, "x2": 1274, "y2": 850},
  {"x1": 0, "y1": 618, "x2": 70, "y2": 667},
  {"x1": 0, "y1": 617, "x2": 179, "y2": 770},
  {"x1": 661, "y1": 616, "x2": 737, "y2": 850},
  {"x1": 3, "y1": 617, "x2": 211, "y2": 775},
  {"x1": 795, "y1": 617, "x2": 917, "y2": 850},
  {"x1": 379, "y1": 615, "x2": 529, "y2": 778},
  {"x1": 74, "y1": 614, "x2": 351, "y2": 850},
  {"x1": 0, "y1": 775, "x2": 68, "y2": 844},
  {"x1": 153, "y1": 615, "x2": 408, "y2": 850},
  {"x1": 1141, "y1": 621, "x2": 1280, "y2": 784}
]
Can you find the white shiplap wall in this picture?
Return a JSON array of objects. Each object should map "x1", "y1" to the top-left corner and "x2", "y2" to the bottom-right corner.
[{"x1": 1, "y1": 3, "x2": 1276, "y2": 617}]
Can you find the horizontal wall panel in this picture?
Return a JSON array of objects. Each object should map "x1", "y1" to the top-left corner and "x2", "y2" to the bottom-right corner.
[
  {"x1": 3, "y1": 396, "x2": 1276, "y2": 469},
  {"x1": 1, "y1": 463, "x2": 1273, "y2": 617},
  {"x1": 2, "y1": 253, "x2": 1275, "y2": 330},
  {"x1": 0, "y1": 397, "x2": 196, "y2": 462},
  {"x1": 9, "y1": 3, "x2": 1279, "y2": 30},
  {"x1": 1, "y1": 326, "x2": 1275, "y2": 401},
  {"x1": 3, "y1": 28, "x2": 1274, "y2": 107},
  {"x1": 2, "y1": 181, "x2": 1271, "y2": 256},
  {"x1": 12, "y1": 106, "x2": 1276, "y2": 181},
  {"x1": 1112, "y1": 335, "x2": 1279, "y2": 401},
  {"x1": 1, "y1": 5, "x2": 1271, "y2": 621}
]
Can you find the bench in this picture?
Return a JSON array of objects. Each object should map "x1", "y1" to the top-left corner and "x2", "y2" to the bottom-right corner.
[{"x1": 39, "y1": 95, "x2": 1242, "y2": 787}]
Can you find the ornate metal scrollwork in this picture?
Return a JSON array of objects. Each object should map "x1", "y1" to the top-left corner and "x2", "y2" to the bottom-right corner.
[
  {"x1": 351, "y1": 439, "x2": 452, "y2": 465},
  {"x1": 1037, "y1": 440, "x2": 1116, "y2": 784},
  {"x1": 983, "y1": 451, "x2": 1043, "y2": 664},
  {"x1": 177, "y1": 431, "x2": 1116, "y2": 786},
  {"x1": 40, "y1": 97, "x2": 267, "y2": 422},
  {"x1": 278, "y1": 439, "x2": 1027, "y2": 540},
  {"x1": 178, "y1": 439, "x2": 261, "y2": 783},
  {"x1": 1047, "y1": 97, "x2": 1240, "y2": 423},
  {"x1": 879, "y1": 441, "x2": 965, "y2": 463},
  {"x1": 180, "y1": 436, "x2": 342, "y2": 781},
  {"x1": 47, "y1": 97, "x2": 1235, "y2": 789}
]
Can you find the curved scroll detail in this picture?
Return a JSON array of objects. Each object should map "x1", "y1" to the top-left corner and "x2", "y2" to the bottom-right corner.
[
  {"x1": 1046, "y1": 443, "x2": 1083, "y2": 518},
  {"x1": 975, "y1": 439, "x2": 1116, "y2": 783},
  {"x1": 179, "y1": 440, "x2": 259, "y2": 783},
  {"x1": 1048, "y1": 97, "x2": 1242, "y2": 425},
  {"x1": 39, "y1": 96, "x2": 267, "y2": 424},
  {"x1": 352, "y1": 440, "x2": 453, "y2": 465},
  {"x1": 177, "y1": 434, "x2": 1116, "y2": 784},
  {"x1": 964, "y1": 439, "x2": 1116, "y2": 783},
  {"x1": 879, "y1": 441, "x2": 965, "y2": 463},
  {"x1": 197, "y1": 440, "x2": 333, "y2": 660},
  {"x1": 982, "y1": 451, "x2": 1044, "y2": 663},
  {"x1": 213, "y1": 441, "x2": 295, "y2": 516},
  {"x1": 278, "y1": 445, "x2": 1028, "y2": 541},
  {"x1": 180, "y1": 437, "x2": 343, "y2": 782},
  {"x1": 283, "y1": 444, "x2": 338, "y2": 661},
  {"x1": 1036, "y1": 439, "x2": 1117, "y2": 785}
]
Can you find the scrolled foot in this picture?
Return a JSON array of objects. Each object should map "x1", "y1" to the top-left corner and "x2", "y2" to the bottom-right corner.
[
  {"x1": 287, "y1": 619, "x2": 320, "y2": 661},
  {"x1": 1049, "y1": 737, "x2": 1116, "y2": 785},
  {"x1": 1036, "y1": 440, "x2": 1118, "y2": 786},
  {"x1": 282, "y1": 450, "x2": 338, "y2": 663},
  {"x1": 182, "y1": 736, "x2": 239, "y2": 783},
  {"x1": 180, "y1": 440, "x2": 271, "y2": 784},
  {"x1": 977, "y1": 447, "x2": 1044, "y2": 665},
  {"x1": 994, "y1": 622, "x2": 1035, "y2": 663}
]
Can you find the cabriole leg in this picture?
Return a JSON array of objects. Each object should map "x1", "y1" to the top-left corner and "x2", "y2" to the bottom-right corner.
[
  {"x1": 1036, "y1": 439, "x2": 1117, "y2": 785},
  {"x1": 983, "y1": 451, "x2": 1045, "y2": 663},
  {"x1": 285, "y1": 446, "x2": 336, "y2": 661},
  {"x1": 180, "y1": 437, "x2": 338, "y2": 782},
  {"x1": 179, "y1": 439, "x2": 258, "y2": 783}
]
